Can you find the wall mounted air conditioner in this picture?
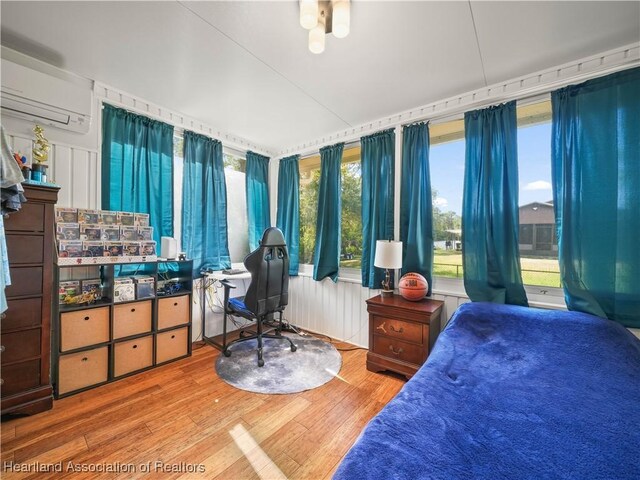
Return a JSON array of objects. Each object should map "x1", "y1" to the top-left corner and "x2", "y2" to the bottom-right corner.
[{"x1": 1, "y1": 56, "x2": 93, "y2": 134}]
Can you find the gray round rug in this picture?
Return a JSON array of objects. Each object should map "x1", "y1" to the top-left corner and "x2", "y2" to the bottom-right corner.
[{"x1": 215, "y1": 333, "x2": 342, "y2": 394}]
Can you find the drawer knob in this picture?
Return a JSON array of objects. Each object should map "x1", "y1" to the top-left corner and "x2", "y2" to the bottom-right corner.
[
  {"x1": 131, "y1": 308, "x2": 136, "y2": 312},
  {"x1": 84, "y1": 316, "x2": 90, "y2": 321},
  {"x1": 1, "y1": 312, "x2": 6, "y2": 320},
  {"x1": 390, "y1": 325, "x2": 404, "y2": 334},
  {"x1": 388, "y1": 345, "x2": 404, "y2": 356},
  {"x1": 171, "y1": 335, "x2": 175, "y2": 339},
  {"x1": 173, "y1": 302, "x2": 178, "y2": 306},
  {"x1": 0, "y1": 345, "x2": 5, "y2": 353},
  {"x1": 133, "y1": 344, "x2": 138, "y2": 349},
  {"x1": 0, "y1": 378, "x2": 3, "y2": 385},
  {"x1": 82, "y1": 357, "x2": 88, "y2": 362}
]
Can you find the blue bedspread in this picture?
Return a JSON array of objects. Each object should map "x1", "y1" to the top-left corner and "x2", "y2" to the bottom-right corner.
[{"x1": 334, "y1": 302, "x2": 640, "y2": 479}]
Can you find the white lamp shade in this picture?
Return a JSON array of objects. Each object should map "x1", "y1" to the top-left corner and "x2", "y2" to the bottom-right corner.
[
  {"x1": 300, "y1": 0, "x2": 318, "y2": 29},
  {"x1": 332, "y1": 0, "x2": 350, "y2": 38},
  {"x1": 374, "y1": 240, "x2": 403, "y2": 269},
  {"x1": 309, "y1": 20, "x2": 325, "y2": 54}
]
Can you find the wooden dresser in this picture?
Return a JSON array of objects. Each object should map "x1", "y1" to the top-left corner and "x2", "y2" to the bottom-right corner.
[
  {"x1": 2, "y1": 183, "x2": 59, "y2": 415},
  {"x1": 366, "y1": 294, "x2": 443, "y2": 379}
]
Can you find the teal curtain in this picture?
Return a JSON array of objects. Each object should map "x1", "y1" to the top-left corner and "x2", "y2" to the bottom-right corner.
[
  {"x1": 101, "y1": 103, "x2": 173, "y2": 245},
  {"x1": 361, "y1": 129, "x2": 395, "y2": 289},
  {"x1": 313, "y1": 143, "x2": 344, "y2": 282},
  {"x1": 401, "y1": 123, "x2": 433, "y2": 294},
  {"x1": 182, "y1": 131, "x2": 231, "y2": 275},
  {"x1": 276, "y1": 155, "x2": 300, "y2": 276},
  {"x1": 246, "y1": 151, "x2": 271, "y2": 251},
  {"x1": 462, "y1": 102, "x2": 528, "y2": 306},
  {"x1": 551, "y1": 67, "x2": 640, "y2": 327}
]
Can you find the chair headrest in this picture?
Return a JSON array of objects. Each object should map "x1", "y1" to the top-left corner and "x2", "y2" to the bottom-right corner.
[{"x1": 260, "y1": 227, "x2": 286, "y2": 247}]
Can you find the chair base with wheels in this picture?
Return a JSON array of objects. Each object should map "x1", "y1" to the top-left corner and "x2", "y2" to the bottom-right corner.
[{"x1": 221, "y1": 306, "x2": 296, "y2": 367}]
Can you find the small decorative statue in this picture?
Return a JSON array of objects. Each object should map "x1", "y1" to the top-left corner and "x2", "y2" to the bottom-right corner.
[
  {"x1": 32, "y1": 124, "x2": 50, "y2": 163},
  {"x1": 31, "y1": 125, "x2": 50, "y2": 182}
]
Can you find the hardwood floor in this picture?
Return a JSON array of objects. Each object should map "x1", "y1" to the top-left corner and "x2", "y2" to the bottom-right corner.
[{"x1": 1, "y1": 341, "x2": 405, "y2": 479}]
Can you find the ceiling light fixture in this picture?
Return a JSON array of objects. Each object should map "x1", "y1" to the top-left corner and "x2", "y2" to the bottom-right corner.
[{"x1": 300, "y1": 0, "x2": 350, "y2": 54}]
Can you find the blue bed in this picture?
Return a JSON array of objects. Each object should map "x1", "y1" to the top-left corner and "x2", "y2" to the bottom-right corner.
[{"x1": 334, "y1": 302, "x2": 640, "y2": 480}]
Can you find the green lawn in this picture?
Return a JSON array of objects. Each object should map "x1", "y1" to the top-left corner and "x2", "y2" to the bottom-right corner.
[
  {"x1": 336, "y1": 250, "x2": 561, "y2": 288},
  {"x1": 434, "y1": 249, "x2": 561, "y2": 288}
]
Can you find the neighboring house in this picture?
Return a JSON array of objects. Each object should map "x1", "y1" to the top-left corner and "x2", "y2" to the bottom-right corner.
[{"x1": 519, "y1": 201, "x2": 558, "y2": 256}]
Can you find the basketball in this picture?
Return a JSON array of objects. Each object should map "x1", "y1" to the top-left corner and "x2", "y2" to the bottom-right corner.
[{"x1": 398, "y1": 273, "x2": 428, "y2": 301}]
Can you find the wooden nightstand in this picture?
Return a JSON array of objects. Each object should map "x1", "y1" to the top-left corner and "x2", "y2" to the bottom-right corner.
[{"x1": 366, "y1": 294, "x2": 443, "y2": 379}]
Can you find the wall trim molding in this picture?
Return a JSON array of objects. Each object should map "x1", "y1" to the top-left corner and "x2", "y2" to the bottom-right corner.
[
  {"x1": 6, "y1": 132, "x2": 99, "y2": 155},
  {"x1": 277, "y1": 42, "x2": 640, "y2": 157},
  {"x1": 94, "y1": 82, "x2": 275, "y2": 157}
]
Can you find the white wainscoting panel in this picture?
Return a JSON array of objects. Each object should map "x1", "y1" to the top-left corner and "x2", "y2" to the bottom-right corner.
[
  {"x1": 7, "y1": 133, "x2": 100, "y2": 209},
  {"x1": 286, "y1": 274, "x2": 470, "y2": 349}
]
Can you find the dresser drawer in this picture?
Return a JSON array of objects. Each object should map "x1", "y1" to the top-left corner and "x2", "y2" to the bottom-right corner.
[
  {"x1": 5, "y1": 267, "x2": 42, "y2": 297},
  {"x1": 1, "y1": 359, "x2": 40, "y2": 397},
  {"x1": 113, "y1": 300, "x2": 152, "y2": 339},
  {"x1": 4, "y1": 298, "x2": 42, "y2": 330},
  {"x1": 4, "y1": 202, "x2": 45, "y2": 232},
  {"x1": 372, "y1": 336, "x2": 425, "y2": 366},
  {"x1": 114, "y1": 336, "x2": 153, "y2": 377},
  {"x1": 157, "y1": 295, "x2": 190, "y2": 330},
  {"x1": 156, "y1": 327, "x2": 188, "y2": 364},
  {"x1": 372, "y1": 316, "x2": 423, "y2": 344},
  {"x1": 6, "y1": 235, "x2": 44, "y2": 265},
  {"x1": 58, "y1": 347, "x2": 108, "y2": 395},
  {"x1": 1, "y1": 329, "x2": 41, "y2": 365},
  {"x1": 60, "y1": 306, "x2": 110, "y2": 351}
]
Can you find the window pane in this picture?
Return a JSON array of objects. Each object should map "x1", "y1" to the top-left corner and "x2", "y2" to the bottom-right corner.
[
  {"x1": 340, "y1": 147, "x2": 362, "y2": 269},
  {"x1": 173, "y1": 133, "x2": 184, "y2": 252},
  {"x1": 224, "y1": 153, "x2": 250, "y2": 262},
  {"x1": 299, "y1": 155, "x2": 320, "y2": 265},
  {"x1": 517, "y1": 100, "x2": 560, "y2": 287},
  {"x1": 430, "y1": 126, "x2": 464, "y2": 279}
]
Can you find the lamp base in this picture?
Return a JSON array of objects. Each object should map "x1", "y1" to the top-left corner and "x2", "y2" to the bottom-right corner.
[{"x1": 380, "y1": 289, "x2": 394, "y2": 298}]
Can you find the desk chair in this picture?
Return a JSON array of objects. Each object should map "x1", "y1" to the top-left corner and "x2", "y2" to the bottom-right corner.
[{"x1": 219, "y1": 227, "x2": 296, "y2": 367}]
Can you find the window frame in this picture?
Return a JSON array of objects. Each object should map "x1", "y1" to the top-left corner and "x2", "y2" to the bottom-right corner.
[{"x1": 297, "y1": 143, "x2": 363, "y2": 279}]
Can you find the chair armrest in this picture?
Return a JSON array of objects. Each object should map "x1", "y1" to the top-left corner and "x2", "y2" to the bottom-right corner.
[{"x1": 219, "y1": 279, "x2": 237, "y2": 290}]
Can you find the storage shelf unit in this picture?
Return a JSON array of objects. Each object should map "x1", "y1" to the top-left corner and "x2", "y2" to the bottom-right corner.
[{"x1": 52, "y1": 259, "x2": 193, "y2": 398}]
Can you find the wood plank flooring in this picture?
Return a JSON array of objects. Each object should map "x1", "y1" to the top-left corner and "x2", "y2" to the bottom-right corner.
[{"x1": 1, "y1": 342, "x2": 405, "y2": 479}]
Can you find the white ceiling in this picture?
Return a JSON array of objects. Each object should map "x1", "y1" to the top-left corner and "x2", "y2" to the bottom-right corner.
[{"x1": 1, "y1": 1, "x2": 639, "y2": 152}]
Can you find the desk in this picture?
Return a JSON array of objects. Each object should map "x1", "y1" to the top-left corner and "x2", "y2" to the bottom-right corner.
[{"x1": 201, "y1": 271, "x2": 251, "y2": 350}]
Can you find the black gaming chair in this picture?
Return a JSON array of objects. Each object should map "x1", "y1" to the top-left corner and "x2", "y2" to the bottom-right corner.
[{"x1": 220, "y1": 227, "x2": 296, "y2": 367}]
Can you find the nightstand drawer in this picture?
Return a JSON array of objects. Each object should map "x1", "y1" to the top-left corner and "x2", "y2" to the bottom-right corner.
[
  {"x1": 113, "y1": 300, "x2": 152, "y2": 339},
  {"x1": 372, "y1": 336, "x2": 424, "y2": 366},
  {"x1": 60, "y1": 307, "x2": 110, "y2": 351},
  {"x1": 372, "y1": 316, "x2": 423, "y2": 344},
  {"x1": 113, "y1": 336, "x2": 153, "y2": 377}
]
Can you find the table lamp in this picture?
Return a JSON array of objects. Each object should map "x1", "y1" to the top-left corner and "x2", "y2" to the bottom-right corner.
[{"x1": 374, "y1": 240, "x2": 403, "y2": 297}]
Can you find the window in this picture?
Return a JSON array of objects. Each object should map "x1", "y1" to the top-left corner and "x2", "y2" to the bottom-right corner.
[
  {"x1": 173, "y1": 132, "x2": 184, "y2": 252},
  {"x1": 223, "y1": 152, "x2": 250, "y2": 263},
  {"x1": 429, "y1": 119, "x2": 465, "y2": 279},
  {"x1": 517, "y1": 99, "x2": 561, "y2": 287},
  {"x1": 340, "y1": 147, "x2": 362, "y2": 269},
  {"x1": 299, "y1": 155, "x2": 320, "y2": 265},
  {"x1": 299, "y1": 145, "x2": 362, "y2": 269}
]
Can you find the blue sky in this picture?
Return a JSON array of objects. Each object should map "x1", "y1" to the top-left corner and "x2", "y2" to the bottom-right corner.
[{"x1": 430, "y1": 122, "x2": 553, "y2": 216}]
